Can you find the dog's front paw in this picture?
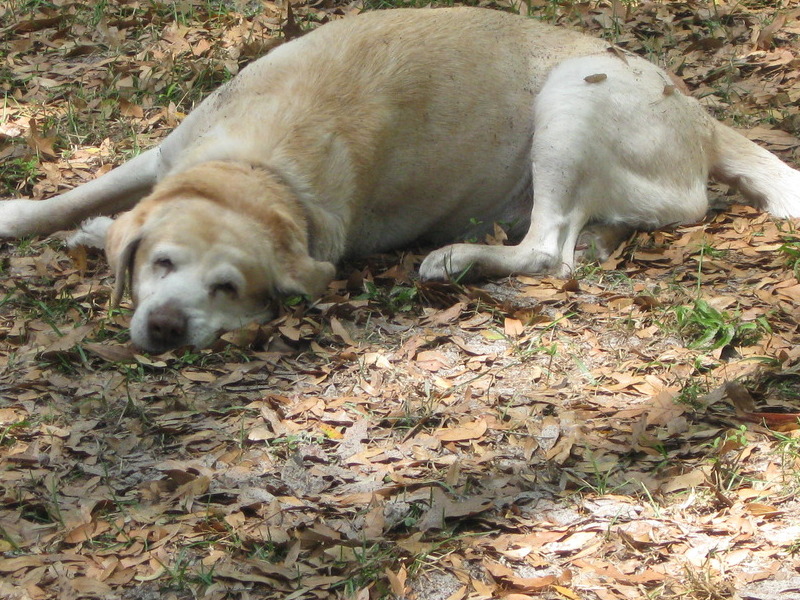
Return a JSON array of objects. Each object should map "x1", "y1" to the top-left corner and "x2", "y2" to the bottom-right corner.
[
  {"x1": 420, "y1": 242, "x2": 568, "y2": 281},
  {"x1": 419, "y1": 244, "x2": 480, "y2": 282},
  {"x1": 67, "y1": 216, "x2": 114, "y2": 249}
]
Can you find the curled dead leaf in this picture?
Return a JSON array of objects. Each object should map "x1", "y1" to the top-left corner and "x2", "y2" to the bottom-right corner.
[{"x1": 436, "y1": 419, "x2": 488, "y2": 442}]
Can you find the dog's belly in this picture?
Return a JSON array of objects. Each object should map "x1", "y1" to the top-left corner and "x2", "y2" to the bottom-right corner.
[{"x1": 347, "y1": 170, "x2": 535, "y2": 255}]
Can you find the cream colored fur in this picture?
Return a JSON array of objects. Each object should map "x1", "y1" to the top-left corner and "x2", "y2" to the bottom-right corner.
[{"x1": 2, "y1": 8, "x2": 799, "y2": 351}]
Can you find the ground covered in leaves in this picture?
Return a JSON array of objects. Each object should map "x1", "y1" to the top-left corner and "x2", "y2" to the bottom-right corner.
[{"x1": 2, "y1": 0, "x2": 800, "y2": 599}]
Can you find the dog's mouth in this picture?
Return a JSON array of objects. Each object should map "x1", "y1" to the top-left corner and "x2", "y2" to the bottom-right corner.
[{"x1": 130, "y1": 302, "x2": 277, "y2": 353}]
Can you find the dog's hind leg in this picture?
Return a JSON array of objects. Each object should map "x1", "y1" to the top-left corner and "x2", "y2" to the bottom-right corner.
[
  {"x1": 419, "y1": 60, "x2": 618, "y2": 281},
  {"x1": 420, "y1": 53, "x2": 716, "y2": 282},
  {"x1": 0, "y1": 147, "x2": 160, "y2": 238},
  {"x1": 419, "y1": 67, "x2": 595, "y2": 281}
]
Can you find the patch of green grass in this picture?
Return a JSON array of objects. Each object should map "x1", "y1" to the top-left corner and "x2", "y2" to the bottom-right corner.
[
  {"x1": 707, "y1": 425, "x2": 751, "y2": 493},
  {"x1": 5, "y1": 0, "x2": 57, "y2": 11},
  {"x1": 0, "y1": 158, "x2": 40, "y2": 196},
  {"x1": 680, "y1": 560, "x2": 736, "y2": 600},
  {"x1": 670, "y1": 299, "x2": 770, "y2": 351},
  {"x1": 331, "y1": 543, "x2": 396, "y2": 597},
  {"x1": 266, "y1": 431, "x2": 326, "y2": 456},
  {"x1": 567, "y1": 452, "x2": 635, "y2": 496},
  {"x1": 159, "y1": 548, "x2": 216, "y2": 593},
  {"x1": 577, "y1": 265, "x2": 637, "y2": 294},
  {"x1": 773, "y1": 431, "x2": 800, "y2": 486},
  {"x1": 779, "y1": 237, "x2": 800, "y2": 278},
  {"x1": 358, "y1": 281, "x2": 419, "y2": 315},
  {"x1": 515, "y1": 313, "x2": 567, "y2": 366},
  {"x1": 691, "y1": 240, "x2": 729, "y2": 294},
  {"x1": 676, "y1": 378, "x2": 710, "y2": 409},
  {"x1": 0, "y1": 420, "x2": 30, "y2": 447},
  {"x1": 2, "y1": 281, "x2": 88, "y2": 336},
  {"x1": 249, "y1": 540, "x2": 287, "y2": 562},
  {"x1": 694, "y1": 241, "x2": 728, "y2": 261}
]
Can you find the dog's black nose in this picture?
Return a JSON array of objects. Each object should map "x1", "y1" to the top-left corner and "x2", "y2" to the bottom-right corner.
[{"x1": 147, "y1": 304, "x2": 188, "y2": 350}]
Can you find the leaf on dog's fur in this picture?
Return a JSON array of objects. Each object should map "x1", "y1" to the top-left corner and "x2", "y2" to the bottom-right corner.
[{"x1": 584, "y1": 73, "x2": 607, "y2": 83}]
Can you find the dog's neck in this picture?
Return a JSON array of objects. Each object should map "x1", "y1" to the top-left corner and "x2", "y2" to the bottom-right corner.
[{"x1": 248, "y1": 161, "x2": 347, "y2": 265}]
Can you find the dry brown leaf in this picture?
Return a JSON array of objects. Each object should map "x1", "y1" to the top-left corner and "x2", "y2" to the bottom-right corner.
[
  {"x1": 385, "y1": 565, "x2": 408, "y2": 597},
  {"x1": 436, "y1": 419, "x2": 488, "y2": 442}
]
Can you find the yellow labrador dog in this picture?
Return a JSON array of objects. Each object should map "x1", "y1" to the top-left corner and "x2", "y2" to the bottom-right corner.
[{"x1": 2, "y1": 8, "x2": 799, "y2": 352}]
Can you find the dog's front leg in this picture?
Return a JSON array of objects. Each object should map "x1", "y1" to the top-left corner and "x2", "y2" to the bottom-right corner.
[
  {"x1": 0, "y1": 147, "x2": 160, "y2": 238},
  {"x1": 420, "y1": 144, "x2": 589, "y2": 282},
  {"x1": 419, "y1": 208, "x2": 583, "y2": 281}
]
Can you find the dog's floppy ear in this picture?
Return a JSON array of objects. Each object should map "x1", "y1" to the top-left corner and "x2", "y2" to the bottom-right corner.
[
  {"x1": 258, "y1": 202, "x2": 336, "y2": 300},
  {"x1": 276, "y1": 256, "x2": 336, "y2": 300},
  {"x1": 104, "y1": 208, "x2": 147, "y2": 307}
]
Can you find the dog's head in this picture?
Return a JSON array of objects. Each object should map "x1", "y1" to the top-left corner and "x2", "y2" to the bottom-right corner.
[{"x1": 105, "y1": 162, "x2": 335, "y2": 353}]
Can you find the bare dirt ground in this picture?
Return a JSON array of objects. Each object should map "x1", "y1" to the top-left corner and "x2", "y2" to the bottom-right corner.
[{"x1": 1, "y1": 1, "x2": 800, "y2": 599}]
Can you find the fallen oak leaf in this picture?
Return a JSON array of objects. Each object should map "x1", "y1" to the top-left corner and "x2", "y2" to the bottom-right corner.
[
  {"x1": 0, "y1": 556, "x2": 45, "y2": 572},
  {"x1": 420, "y1": 301, "x2": 465, "y2": 326},
  {"x1": 745, "y1": 502, "x2": 783, "y2": 517},
  {"x1": 64, "y1": 520, "x2": 112, "y2": 544},
  {"x1": 318, "y1": 423, "x2": 343, "y2": 439},
  {"x1": 119, "y1": 98, "x2": 144, "y2": 118},
  {"x1": 755, "y1": 9, "x2": 800, "y2": 50},
  {"x1": 417, "y1": 487, "x2": 494, "y2": 530},
  {"x1": 39, "y1": 324, "x2": 96, "y2": 359},
  {"x1": 64, "y1": 577, "x2": 113, "y2": 597},
  {"x1": 26, "y1": 118, "x2": 58, "y2": 158},
  {"x1": 483, "y1": 561, "x2": 557, "y2": 592},
  {"x1": 209, "y1": 564, "x2": 283, "y2": 586},
  {"x1": 724, "y1": 380, "x2": 756, "y2": 414},
  {"x1": 471, "y1": 578, "x2": 496, "y2": 596},
  {"x1": 385, "y1": 564, "x2": 408, "y2": 597},
  {"x1": 543, "y1": 531, "x2": 597, "y2": 555},
  {"x1": 180, "y1": 369, "x2": 216, "y2": 383},
  {"x1": 552, "y1": 585, "x2": 582, "y2": 600},
  {"x1": 504, "y1": 317, "x2": 524, "y2": 338},
  {"x1": 330, "y1": 316, "x2": 357, "y2": 346},
  {"x1": 443, "y1": 586, "x2": 467, "y2": 600},
  {"x1": 351, "y1": 588, "x2": 370, "y2": 600},
  {"x1": 416, "y1": 349, "x2": 452, "y2": 371},
  {"x1": 435, "y1": 419, "x2": 488, "y2": 442},
  {"x1": 744, "y1": 126, "x2": 800, "y2": 150},
  {"x1": 738, "y1": 412, "x2": 800, "y2": 431}
]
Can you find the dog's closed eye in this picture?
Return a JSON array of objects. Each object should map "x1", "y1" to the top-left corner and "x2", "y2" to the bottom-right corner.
[
  {"x1": 210, "y1": 281, "x2": 238, "y2": 298},
  {"x1": 153, "y1": 257, "x2": 175, "y2": 273}
]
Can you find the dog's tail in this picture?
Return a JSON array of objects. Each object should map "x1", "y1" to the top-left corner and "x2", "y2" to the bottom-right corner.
[{"x1": 710, "y1": 121, "x2": 800, "y2": 218}]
